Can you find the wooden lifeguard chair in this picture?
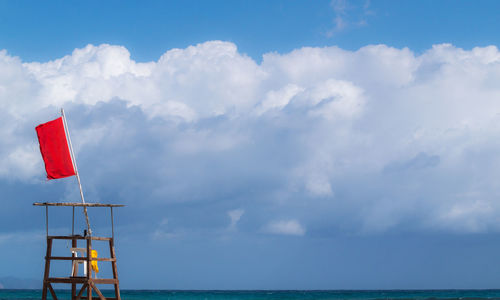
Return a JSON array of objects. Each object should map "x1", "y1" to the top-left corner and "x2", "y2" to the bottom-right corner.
[{"x1": 34, "y1": 202, "x2": 124, "y2": 300}]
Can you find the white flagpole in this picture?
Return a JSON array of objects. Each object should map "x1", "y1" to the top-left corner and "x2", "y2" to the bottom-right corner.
[{"x1": 61, "y1": 108, "x2": 92, "y2": 236}]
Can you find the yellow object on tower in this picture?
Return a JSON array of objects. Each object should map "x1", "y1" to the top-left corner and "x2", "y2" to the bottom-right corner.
[{"x1": 91, "y1": 249, "x2": 99, "y2": 273}]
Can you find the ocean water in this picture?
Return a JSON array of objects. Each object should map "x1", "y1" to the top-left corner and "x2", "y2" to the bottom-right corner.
[
  {"x1": 4, "y1": 290, "x2": 500, "y2": 300},
  {"x1": 2, "y1": 290, "x2": 500, "y2": 300}
]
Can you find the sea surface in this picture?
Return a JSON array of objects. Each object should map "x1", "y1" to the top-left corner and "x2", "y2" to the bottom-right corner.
[{"x1": 2, "y1": 289, "x2": 500, "y2": 300}]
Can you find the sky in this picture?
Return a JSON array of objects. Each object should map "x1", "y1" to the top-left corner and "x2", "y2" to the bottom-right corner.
[{"x1": 2, "y1": 0, "x2": 500, "y2": 290}]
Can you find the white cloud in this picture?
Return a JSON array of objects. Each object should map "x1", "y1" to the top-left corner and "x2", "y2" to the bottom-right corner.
[
  {"x1": 2, "y1": 41, "x2": 500, "y2": 234},
  {"x1": 254, "y1": 84, "x2": 304, "y2": 116},
  {"x1": 227, "y1": 209, "x2": 244, "y2": 230},
  {"x1": 327, "y1": 0, "x2": 373, "y2": 36},
  {"x1": 264, "y1": 220, "x2": 306, "y2": 236},
  {"x1": 152, "y1": 218, "x2": 179, "y2": 240},
  {"x1": 0, "y1": 230, "x2": 45, "y2": 244}
]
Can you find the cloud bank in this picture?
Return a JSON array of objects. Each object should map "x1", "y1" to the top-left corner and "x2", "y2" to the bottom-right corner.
[
  {"x1": 2, "y1": 41, "x2": 500, "y2": 236},
  {"x1": 264, "y1": 220, "x2": 306, "y2": 236}
]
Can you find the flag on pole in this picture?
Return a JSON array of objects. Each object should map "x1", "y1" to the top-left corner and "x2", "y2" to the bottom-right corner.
[{"x1": 35, "y1": 117, "x2": 76, "y2": 180}]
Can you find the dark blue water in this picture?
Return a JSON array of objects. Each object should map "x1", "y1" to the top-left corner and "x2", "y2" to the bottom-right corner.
[{"x1": 3, "y1": 289, "x2": 500, "y2": 299}]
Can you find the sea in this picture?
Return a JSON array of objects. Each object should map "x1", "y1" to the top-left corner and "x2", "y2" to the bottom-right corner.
[{"x1": 2, "y1": 290, "x2": 500, "y2": 300}]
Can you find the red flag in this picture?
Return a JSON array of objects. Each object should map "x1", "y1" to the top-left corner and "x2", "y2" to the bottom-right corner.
[{"x1": 35, "y1": 117, "x2": 76, "y2": 180}]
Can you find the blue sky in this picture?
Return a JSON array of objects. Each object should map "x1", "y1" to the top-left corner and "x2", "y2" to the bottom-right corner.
[
  {"x1": 2, "y1": 0, "x2": 500, "y2": 62},
  {"x1": 2, "y1": 0, "x2": 500, "y2": 290}
]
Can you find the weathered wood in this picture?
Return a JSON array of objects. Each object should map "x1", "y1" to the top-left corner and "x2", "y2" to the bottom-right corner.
[
  {"x1": 92, "y1": 257, "x2": 116, "y2": 262},
  {"x1": 48, "y1": 256, "x2": 86, "y2": 261},
  {"x1": 48, "y1": 277, "x2": 86, "y2": 284},
  {"x1": 93, "y1": 278, "x2": 119, "y2": 284},
  {"x1": 72, "y1": 239, "x2": 77, "y2": 300},
  {"x1": 72, "y1": 207, "x2": 75, "y2": 235},
  {"x1": 42, "y1": 281, "x2": 47, "y2": 300},
  {"x1": 34, "y1": 202, "x2": 125, "y2": 207},
  {"x1": 47, "y1": 283, "x2": 58, "y2": 300},
  {"x1": 86, "y1": 238, "x2": 91, "y2": 280},
  {"x1": 49, "y1": 236, "x2": 112, "y2": 241},
  {"x1": 47, "y1": 256, "x2": 116, "y2": 262},
  {"x1": 87, "y1": 281, "x2": 92, "y2": 300},
  {"x1": 42, "y1": 238, "x2": 53, "y2": 300},
  {"x1": 45, "y1": 206, "x2": 49, "y2": 237},
  {"x1": 111, "y1": 207, "x2": 114, "y2": 240},
  {"x1": 75, "y1": 283, "x2": 88, "y2": 300},
  {"x1": 90, "y1": 282, "x2": 106, "y2": 300},
  {"x1": 88, "y1": 237, "x2": 113, "y2": 241},
  {"x1": 47, "y1": 277, "x2": 119, "y2": 284},
  {"x1": 109, "y1": 239, "x2": 121, "y2": 300}
]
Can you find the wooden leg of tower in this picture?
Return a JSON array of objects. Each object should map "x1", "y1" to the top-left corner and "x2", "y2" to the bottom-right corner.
[
  {"x1": 87, "y1": 282, "x2": 92, "y2": 300},
  {"x1": 109, "y1": 239, "x2": 121, "y2": 300},
  {"x1": 48, "y1": 283, "x2": 58, "y2": 300},
  {"x1": 72, "y1": 238, "x2": 77, "y2": 300},
  {"x1": 90, "y1": 281, "x2": 106, "y2": 300},
  {"x1": 42, "y1": 283, "x2": 47, "y2": 300},
  {"x1": 42, "y1": 281, "x2": 47, "y2": 300},
  {"x1": 86, "y1": 238, "x2": 92, "y2": 300},
  {"x1": 42, "y1": 238, "x2": 53, "y2": 300},
  {"x1": 75, "y1": 283, "x2": 88, "y2": 300}
]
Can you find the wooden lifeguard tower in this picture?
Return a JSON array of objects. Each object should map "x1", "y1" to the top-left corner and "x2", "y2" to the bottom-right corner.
[{"x1": 34, "y1": 202, "x2": 124, "y2": 300}]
